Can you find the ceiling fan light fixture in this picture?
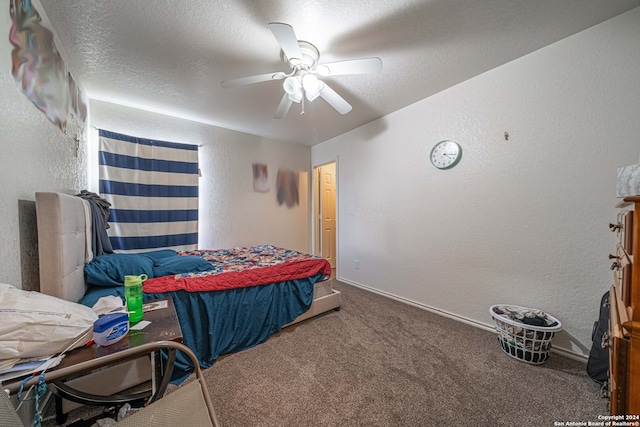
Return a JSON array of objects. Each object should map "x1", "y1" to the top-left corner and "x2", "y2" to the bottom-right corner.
[
  {"x1": 283, "y1": 76, "x2": 302, "y2": 102},
  {"x1": 302, "y1": 74, "x2": 320, "y2": 101},
  {"x1": 305, "y1": 90, "x2": 320, "y2": 102},
  {"x1": 289, "y1": 90, "x2": 302, "y2": 103}
]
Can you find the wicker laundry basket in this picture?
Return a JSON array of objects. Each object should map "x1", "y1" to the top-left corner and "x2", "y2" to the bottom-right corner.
[{"x1": 489, "y1": 304, "x2": 562, "y2": 365}]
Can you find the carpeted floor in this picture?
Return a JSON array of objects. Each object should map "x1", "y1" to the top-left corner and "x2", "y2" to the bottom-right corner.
[{"x1": 199, "y1": 281, "x2": 607, "y2": 426}]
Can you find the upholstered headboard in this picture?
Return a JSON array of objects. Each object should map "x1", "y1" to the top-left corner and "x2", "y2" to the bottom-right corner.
[{"x1": 35, "y1": 192, "x2": 91, "y2": 303}]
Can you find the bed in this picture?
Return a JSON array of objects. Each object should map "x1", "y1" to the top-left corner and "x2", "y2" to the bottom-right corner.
[{"x1": 34, "y1": 192, "x2": 341, "y2": 385}]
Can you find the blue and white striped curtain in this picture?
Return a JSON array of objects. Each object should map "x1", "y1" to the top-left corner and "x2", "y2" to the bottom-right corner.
[{"x1": 98, "y1": 130, "x2": 199, "y2": 252}]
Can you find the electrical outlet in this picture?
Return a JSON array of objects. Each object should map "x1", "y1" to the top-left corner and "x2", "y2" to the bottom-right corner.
[{"x1": 355, "y1": 259, "x2": 359, "y2": 269}]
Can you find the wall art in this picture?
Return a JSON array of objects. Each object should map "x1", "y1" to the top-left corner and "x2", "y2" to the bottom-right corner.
[
  {"x1": 9, "y1": 0, "x2": 87, "y2": 133},
  {"x1": 252, "y1": 163, "x2": 270, "y2": 193},
  {"x1": 276, "y1": 168, "x2": 299, "y2": 208}
]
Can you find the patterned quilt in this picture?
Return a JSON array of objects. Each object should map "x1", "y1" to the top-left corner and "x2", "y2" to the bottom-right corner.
[{"x1": 143, "y1": 245, "x2": 331, "y2": 293}]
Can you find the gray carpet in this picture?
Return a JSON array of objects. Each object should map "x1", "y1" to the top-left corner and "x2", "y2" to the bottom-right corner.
[{"x1": 200, "y1": 281, "x2": 606, "y2": 427}]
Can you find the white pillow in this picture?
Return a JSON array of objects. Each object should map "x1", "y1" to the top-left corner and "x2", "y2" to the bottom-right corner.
[{"x1": 0, "y1": 283, "x2": 98, "y2": 360}]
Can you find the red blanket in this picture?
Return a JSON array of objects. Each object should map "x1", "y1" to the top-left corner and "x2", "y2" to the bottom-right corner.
[{"x1": 143, "y1": 245, "x2": 331, "y2": 293}]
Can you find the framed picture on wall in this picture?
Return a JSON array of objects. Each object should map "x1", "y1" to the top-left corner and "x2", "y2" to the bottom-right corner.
[{"x1": 253, "y1": 163, "x2": 270, "y2": 192}]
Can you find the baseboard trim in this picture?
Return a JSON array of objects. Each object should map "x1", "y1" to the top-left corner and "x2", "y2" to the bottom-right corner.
[{"x1": 337, "y1": 277, "x2": 588, "y2": 363}]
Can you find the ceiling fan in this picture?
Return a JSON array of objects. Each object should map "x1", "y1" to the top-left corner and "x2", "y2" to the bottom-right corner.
[{"x1": 221, "y1": 22, "x2": 382, "y2": 119}]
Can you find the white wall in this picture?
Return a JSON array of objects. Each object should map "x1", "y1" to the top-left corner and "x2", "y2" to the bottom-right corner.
[
  {"x1": 0, "y1": 5, "x2": 88, "y2": 289},
  {"x1": 90, "y1": 100, "x2": 311, "y2": 254},
  {"x1": 312, "y1": 8, "x2": 640, "y2": 358}
]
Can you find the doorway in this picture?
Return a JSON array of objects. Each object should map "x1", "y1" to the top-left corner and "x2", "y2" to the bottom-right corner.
[{"x1": 314, "y1": 162, "x2": 337, "y2": 278}]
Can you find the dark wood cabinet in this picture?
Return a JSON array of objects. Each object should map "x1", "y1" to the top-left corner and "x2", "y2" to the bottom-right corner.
[{"x1": 609, "y1": 196, "x2": 640, "y2": 415}]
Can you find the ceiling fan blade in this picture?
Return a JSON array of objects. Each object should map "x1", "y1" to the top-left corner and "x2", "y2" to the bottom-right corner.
[
  {"x1": 268, "y1": 23, "x2": 303, "y2": 65},
  {"x1": 319, "y1": 82, "x2": 352, "y2": 115},
  {"x1": 221, "y1": 72, "x2": 286, "y2": 88},
  {"x1": 316, "y1": 57, "x2": 382, "y2": 76},
  {"x1": 274, "y1": 93, "x2": 293, "y2": 119}
]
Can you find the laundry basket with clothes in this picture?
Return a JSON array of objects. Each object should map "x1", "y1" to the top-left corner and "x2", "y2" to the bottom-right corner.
[{"x1": 489, "y1": 304, "x2": 562, "y2": 364}]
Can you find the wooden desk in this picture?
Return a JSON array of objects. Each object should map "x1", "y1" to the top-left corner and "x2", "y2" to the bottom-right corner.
[
  {"x1": 5, "y1": 298, "x2": 183, "y2": 423},
  {"x1": 58, "y1": 297, "x2": 182, "y2": 368}
]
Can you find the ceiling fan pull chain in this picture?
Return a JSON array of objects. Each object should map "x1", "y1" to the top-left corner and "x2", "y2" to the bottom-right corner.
[{"x1": 301, "y1": 94, "x2": 305, "y2": 115}]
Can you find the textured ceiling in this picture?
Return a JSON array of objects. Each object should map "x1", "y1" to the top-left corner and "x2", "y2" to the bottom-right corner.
[{"x1": 38, "y1": 0, "x2": 639, "y2": 145}]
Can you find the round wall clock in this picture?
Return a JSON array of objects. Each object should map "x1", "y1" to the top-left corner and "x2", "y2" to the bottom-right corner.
[{"x1": 430, "y1": 140, "x2": 462, "y2": 169}]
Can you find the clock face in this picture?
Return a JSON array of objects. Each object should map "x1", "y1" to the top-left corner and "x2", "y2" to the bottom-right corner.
[{"x1": 430, "y1": 140, "x2": 462, "y2": 169}]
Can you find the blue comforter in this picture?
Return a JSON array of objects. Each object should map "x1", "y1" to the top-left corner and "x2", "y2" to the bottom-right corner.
[{"x1": 144, "y1": 273, "x2": 322, "y2": 383}]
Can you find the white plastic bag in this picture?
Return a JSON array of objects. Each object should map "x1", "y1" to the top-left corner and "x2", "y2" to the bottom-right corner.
[{"x1": 0, "y1": 283, "x2": 98, "y2": 360}]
